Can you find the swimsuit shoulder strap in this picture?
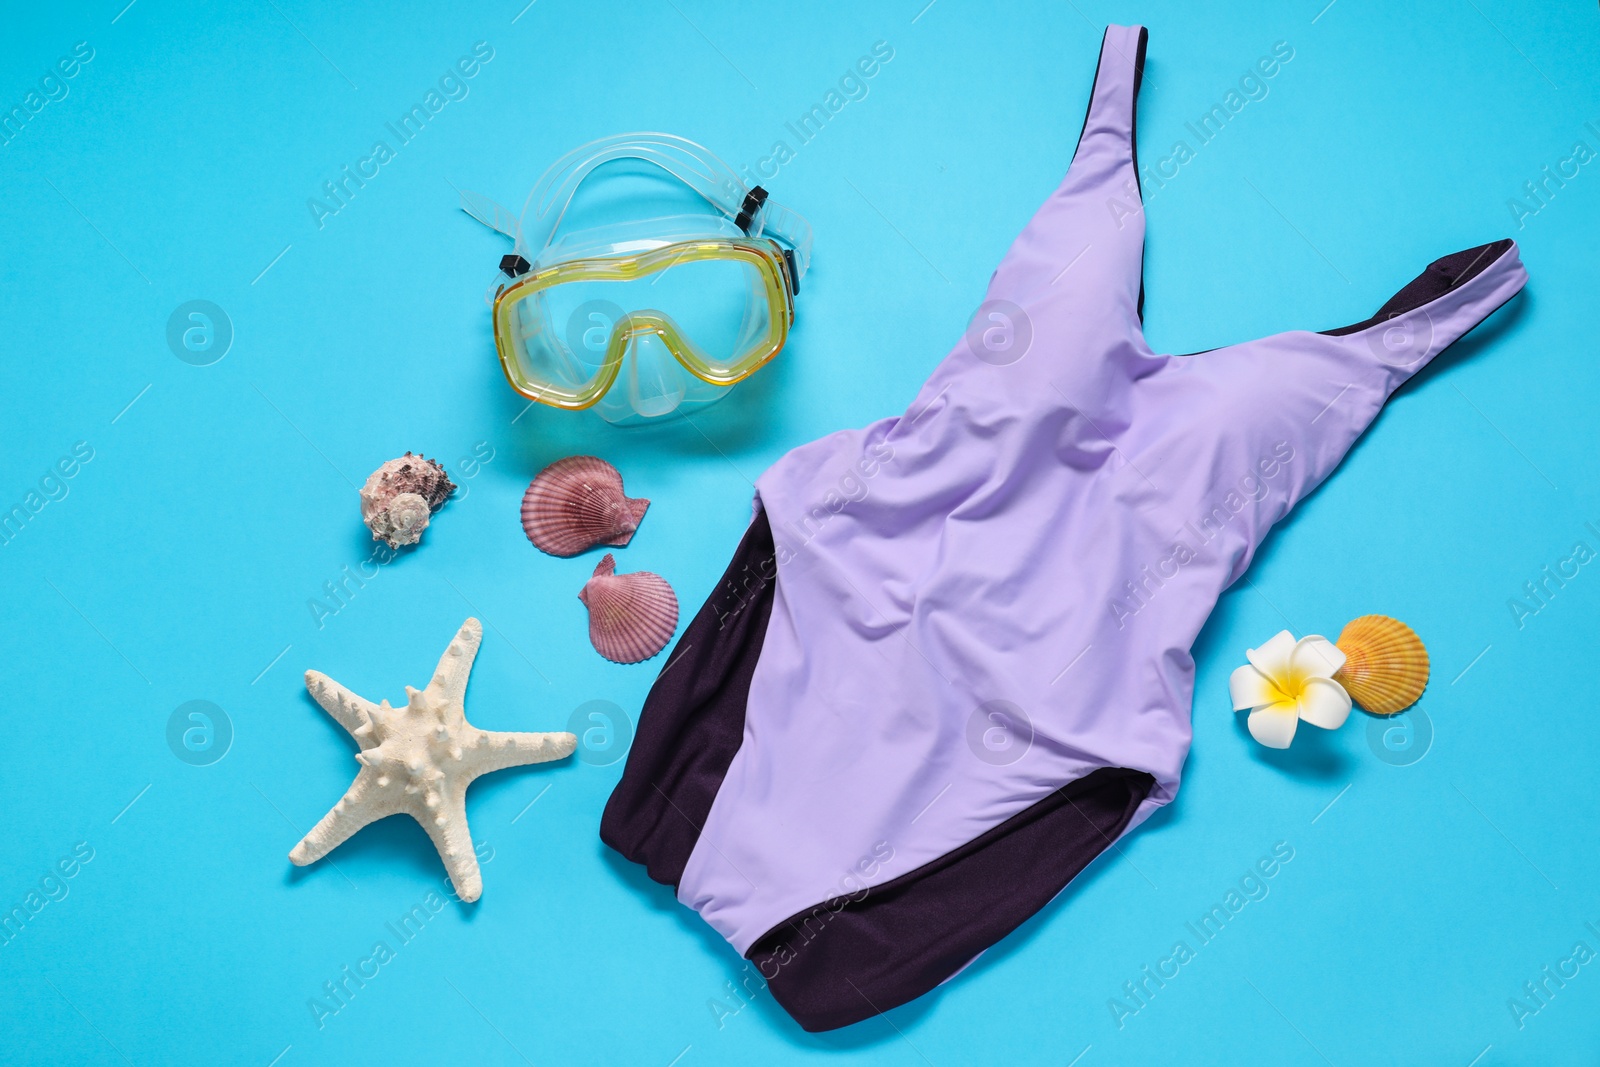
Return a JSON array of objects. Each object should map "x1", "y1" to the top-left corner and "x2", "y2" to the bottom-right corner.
[
  {"x1": 1070, "y1": 24, "x2": 1148, "y2": 188},
  {"x1": 985, "y1": 25, "x2": 1150, "y2": 325}
]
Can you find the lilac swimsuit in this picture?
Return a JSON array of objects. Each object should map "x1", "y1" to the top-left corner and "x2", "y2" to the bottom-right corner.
[{"x1": 603, "y1": 25, "x2": 1527, "y2": 1031}]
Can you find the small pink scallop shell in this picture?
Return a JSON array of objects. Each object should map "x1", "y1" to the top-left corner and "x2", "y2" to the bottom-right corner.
[
  {"x1": 521, "y1": 456, "x2": 650, "y2": 558},
  {"x1": 579, "y1": 554, "x2": 678, "y2": 664}
]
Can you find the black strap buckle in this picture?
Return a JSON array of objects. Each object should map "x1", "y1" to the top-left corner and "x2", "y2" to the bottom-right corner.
[
  {"x1": 500, "y1": 253, "x2": 530, "y2": 278},
  {"x1": 734, "y1": 186, "x2": 769, "y2": 233},
  {"x1": 781, "y1": 247, "x2": 799, "y2": 295}
]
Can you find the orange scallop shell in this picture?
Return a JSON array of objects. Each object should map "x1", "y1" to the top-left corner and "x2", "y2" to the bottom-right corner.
[{"x1": 1333, "y1": 615, "x2": 1430, "y2": 715}]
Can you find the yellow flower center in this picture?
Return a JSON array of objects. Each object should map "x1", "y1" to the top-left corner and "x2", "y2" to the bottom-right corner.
[{"x1": 1268, "y1": 666, "x2": 1313, "y2": 706}]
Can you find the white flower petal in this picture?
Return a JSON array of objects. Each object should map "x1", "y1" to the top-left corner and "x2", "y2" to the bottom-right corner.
[
  {"x1": 1247, "y1": 702, "x2": 1300, "y2": 748},
  {"x1": 1292, "y1": 635, "x2": 1347, "y2": 680},
  {"x1": 1246, "y1": 630, "x2": 1297, "y2": 681},
  {"x1": 1296, "y1": 676, "x2": 1353, "y2": 730},
  {"x1": 1229, "y1": 663, "x2": 1281, "y2": 710}
]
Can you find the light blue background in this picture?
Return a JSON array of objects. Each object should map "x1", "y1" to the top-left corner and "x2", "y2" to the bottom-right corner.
[{"x1": 3, "y1": 0, "x2": 1598, "y2": 1063}]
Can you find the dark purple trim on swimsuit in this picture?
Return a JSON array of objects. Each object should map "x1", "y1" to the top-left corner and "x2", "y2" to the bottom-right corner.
[
  {"x1": 747, "y1": 766, "x2": 1153, "y2": 1032},
  {"x1": 1171, "y1": 238, "x2": 1519, "y2": 359},
  {"x1": 600, "y1": 512, "x2": 777, "y2": 888},
  {"x1": 1322, "y1": 239, "x2": 1514, "y2": 336}
]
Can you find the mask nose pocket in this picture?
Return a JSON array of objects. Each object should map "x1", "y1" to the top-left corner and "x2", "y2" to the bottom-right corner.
[{"x1": 622, "y1": 329, "x2": 689, "y2": 419}]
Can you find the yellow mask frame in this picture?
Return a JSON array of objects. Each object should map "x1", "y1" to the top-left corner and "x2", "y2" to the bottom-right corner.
[{"x1": 491, "y1": 236, "x2": 796, "y2": 411}]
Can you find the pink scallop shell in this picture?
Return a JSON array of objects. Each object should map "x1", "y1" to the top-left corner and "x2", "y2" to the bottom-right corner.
[
  {"x1": 521, "y1": 456, "x2": 650, "y2": 558},
  {"x1": 578, "y1": 554, "x2": 678, "y2": 664}
]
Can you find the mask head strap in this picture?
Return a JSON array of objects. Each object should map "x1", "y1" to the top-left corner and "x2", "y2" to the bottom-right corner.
[{"x1": 461, "y1": 132, "x2": 811, "y2": 287}]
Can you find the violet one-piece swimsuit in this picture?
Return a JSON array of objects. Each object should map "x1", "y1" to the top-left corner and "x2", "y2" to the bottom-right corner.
[{"x1": 602, "y1": 24, "x2": 1528, "y2": 1031}]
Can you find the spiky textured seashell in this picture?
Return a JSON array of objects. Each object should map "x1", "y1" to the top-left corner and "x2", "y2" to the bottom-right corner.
[
  {"x1": 1333, "y1": 615, "x2": 1430, "y2": 715},
  {"x1": 361, "y1": 453, "x2": 457, "y2": 548},
  {"x1": 367, "y1": 492, "x2": 432, "y2": 548},
  {"x1": 579, "y1": 554, "x2": 678, "y2": 664},
  {"x1": 521, "y1": 455, "x2": 650, "y2": 557}
]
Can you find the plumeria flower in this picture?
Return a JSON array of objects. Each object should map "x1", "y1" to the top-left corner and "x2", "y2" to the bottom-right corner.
[{"x1": 1229, "y1": 630, "x2": 1352, "y2": 749}]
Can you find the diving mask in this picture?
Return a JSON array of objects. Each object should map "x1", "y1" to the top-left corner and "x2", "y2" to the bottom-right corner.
[{"x1": 462, "y1": 133, "x2": 812, "y2": 425}]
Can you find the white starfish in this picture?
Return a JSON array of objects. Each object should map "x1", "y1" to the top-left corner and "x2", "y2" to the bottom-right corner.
[{"x1": 289, "y1": 618, "x2": 576, "y2": 901}]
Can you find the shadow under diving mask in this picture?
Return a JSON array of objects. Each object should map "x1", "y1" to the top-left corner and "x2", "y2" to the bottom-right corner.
[{"x1": 461, "y1": 133, "x2": 812, "y2": 426}]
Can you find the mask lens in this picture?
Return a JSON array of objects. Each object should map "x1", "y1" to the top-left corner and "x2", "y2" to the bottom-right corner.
[
  {"x1": 637, "y1": 255, "x2": 775, "y2": 378},
  {"x1": 499, "y1": 286, "x2": 614, "y2": 405}
]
